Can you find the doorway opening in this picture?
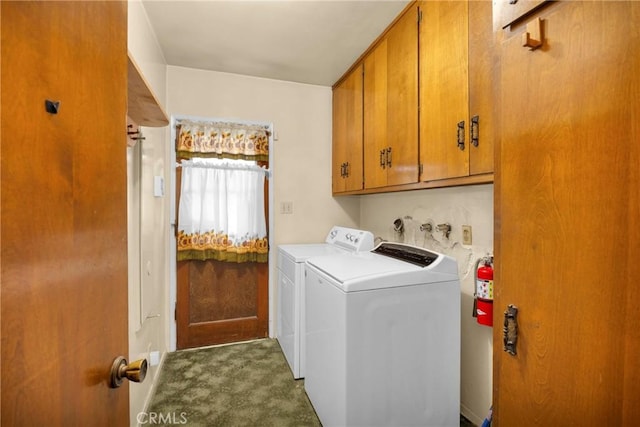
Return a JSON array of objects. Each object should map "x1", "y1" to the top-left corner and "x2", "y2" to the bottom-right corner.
[{"x1": 170, "y1": 117, "x2": 274, "y2": 350}]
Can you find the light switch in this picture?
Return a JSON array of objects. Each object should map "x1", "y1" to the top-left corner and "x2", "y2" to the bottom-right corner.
[{"x1": 153, "y1": 175, "x2": 164, "y2": 197}]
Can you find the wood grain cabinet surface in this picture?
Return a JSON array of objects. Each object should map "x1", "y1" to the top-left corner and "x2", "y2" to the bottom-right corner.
[
  {"x1": 331, "y1": 0, "x2": 494, "y2": 195},
  {"x1": 419, "y1": 0, "x2": 495, "y2": 182},
  {"x1": 493, "y1": 1, "x2": 640, "y2": 425},
  {"x1": 363, "y1": 3, "x2": 419, "y2": 190},
  {"x1": 332, "y1": 63, "x2": 364, "y2": 194}
]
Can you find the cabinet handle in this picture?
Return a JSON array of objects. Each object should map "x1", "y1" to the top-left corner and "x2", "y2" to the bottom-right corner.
[
  {"x1": 386, "y1": 147, "x2": 392, "y2": 168},
  {"x1": 340, "y1": 162, "x2": 346, "y2": 178},
  {"x1": 344, "y1": 162, "x2": 350, "y2": 178},
  {"x1": 457, "y1": 121, "x2": 465, "y2": 151},
  {"x1": 471, "y1": 115, "x2": 479, "y2": 147},
  {"x1": 503, "y1": 304, "x2": 519, "y2": 356},
  {"x1": 380, "y1": 149, "x2": 386, "y2": 169}
]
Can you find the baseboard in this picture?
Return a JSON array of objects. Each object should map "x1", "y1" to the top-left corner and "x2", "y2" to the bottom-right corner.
[
  {"x1": 461, "y1": 403, "x2": 486, "y2": 426},
  {"x1": 136, "y1": 351, "x2": 169, "y2": 427}
]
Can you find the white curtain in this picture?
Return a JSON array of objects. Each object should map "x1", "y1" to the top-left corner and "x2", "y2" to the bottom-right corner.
[{"x1": 177, "y1": 158, "x2": 268, "y2": 262}]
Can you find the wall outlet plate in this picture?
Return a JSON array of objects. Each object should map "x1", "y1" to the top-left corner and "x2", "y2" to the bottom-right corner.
[
  {"x1": 462, "y1": 225, "x2": 472, "y2": 245},
  {"x1": 280, "y1": 201, "x2": 293, "y2": 214}
]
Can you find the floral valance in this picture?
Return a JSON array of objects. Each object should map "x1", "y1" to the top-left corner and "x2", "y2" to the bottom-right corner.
[
  {"x1": 176, "y1": 121, "x2": 270, "y2": 161},
  {"x1": 177, "y1": 230, "x2": 268, "y2": 263}
]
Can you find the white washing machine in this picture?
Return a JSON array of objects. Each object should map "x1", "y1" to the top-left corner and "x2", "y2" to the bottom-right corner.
[
  {"x1": 305, "y1": 242, "x2": 461, "y2": 427},
  {"x1": 276, "y1": 226, "x2": 374, "y2": 379}
]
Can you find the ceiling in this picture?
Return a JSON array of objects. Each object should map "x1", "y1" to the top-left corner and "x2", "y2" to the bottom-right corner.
[{"x1": 142, "y1": 0, "x2": 411, "y2": 87}]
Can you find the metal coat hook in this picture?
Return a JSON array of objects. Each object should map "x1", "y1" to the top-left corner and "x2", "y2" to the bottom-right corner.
[{"x1": 127, "y1": 124, "x2": 146, "y2": 141}]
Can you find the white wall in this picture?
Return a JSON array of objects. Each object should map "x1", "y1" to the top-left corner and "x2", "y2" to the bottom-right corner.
[
  {"x1": 127, "y1": 2, "x2": 170, "y2": 425},
  {"x1": 167, "y1": 66, "x2": 360, "y2": 244},
  {"x1": 166, "y1": 65, "x2": 360, "y2": 338},
  {"x1": 358, "y1": 184, "x2": 494, "y2": 426}
]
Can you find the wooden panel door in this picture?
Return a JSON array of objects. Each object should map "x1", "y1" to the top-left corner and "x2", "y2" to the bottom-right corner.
[
  {"x1": 386, "y1": 2, "x2": 419, "y2": 187},
  {"x1": 494, "y1": 1, "x2": 640, "y2": 425},
  {"x1": 419, "y1": 0, "x2": 469, "y2": 181},
  {"x1": 332, "y1": 63, "x2": 364, "y2": 194},
  {"x1": 1, "y1": 1, "x2": 129, "y2": 425},
  {"x1": 175, "y1": 163, "x2": 269, "y2": 350}
]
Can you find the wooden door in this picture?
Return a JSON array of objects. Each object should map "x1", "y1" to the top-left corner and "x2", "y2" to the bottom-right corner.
[
  {"x1": 332, "y1": 63, "x2": 364, "y2": 194},
  {"x1": 363, "y1": 39, "x2": 388, "y2": 190},
  {"x1": 494, "y1": 1, "x2": 640, "y2": 425},
  {"x1": 419, "y1": 0, "x2": 469, "y2": 181},
  {"x1": 175, "y1": 162, "x2": 269, "y2": 350},
  {"x1": 1, "y1": 1, "x2": 129, "y2": 425},
  {"x1": 386, "y1": 3, "x2": 419, "y2": 187}
]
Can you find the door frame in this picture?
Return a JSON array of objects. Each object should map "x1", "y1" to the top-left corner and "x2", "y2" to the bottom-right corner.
[{"x1": 168, "y1": 115, "x2": 275, "y2": 351}]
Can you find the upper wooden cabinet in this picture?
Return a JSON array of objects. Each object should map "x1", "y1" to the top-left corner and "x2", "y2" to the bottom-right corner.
[
  {"x1": 331, "y1": 0, "x2": 493, "y2": 195},
  {"x1": 363, "y1": 3, "x2": 419, "y2": 190},
  {"x1": 332, "y1": 63, "x2": 364, "y2": 194},
  {"x1": 419, "y1": 0, "x2": 494, "y2": 182}
]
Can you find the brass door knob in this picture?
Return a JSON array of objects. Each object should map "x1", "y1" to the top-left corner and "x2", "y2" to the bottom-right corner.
[{"x1": 109, "y1": 356, "x2": 148, "y2": 388}]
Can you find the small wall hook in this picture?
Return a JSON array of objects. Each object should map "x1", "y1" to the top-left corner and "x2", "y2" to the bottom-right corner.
[{"x1": 45, "y1": 100, "x2": 60, "y2": 114}]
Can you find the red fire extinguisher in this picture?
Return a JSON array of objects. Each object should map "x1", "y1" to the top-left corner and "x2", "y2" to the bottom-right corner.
[{"x1": 473, "y1": 255, "x2": 494, "y2": 327}]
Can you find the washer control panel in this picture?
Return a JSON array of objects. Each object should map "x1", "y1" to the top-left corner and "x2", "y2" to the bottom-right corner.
[{"x1": 325, "y1": 226, "x2": 374, "y2": 252}]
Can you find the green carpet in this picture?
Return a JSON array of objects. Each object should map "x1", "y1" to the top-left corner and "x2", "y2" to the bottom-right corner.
[
  {"x1": 146, "y1": 338, "x2": 321, "y2": 427},
  {"x1": 147, "y1": 338, "x2": 476, "y2": 427}
]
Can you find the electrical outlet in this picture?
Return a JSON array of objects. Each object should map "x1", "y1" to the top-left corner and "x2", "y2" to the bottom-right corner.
[
  {"x1": 462, "y1": 225, "x2": 472, "y2": 245},
  {"x1": 280, "y1": 201, "x2": 293, "y2": 215}
]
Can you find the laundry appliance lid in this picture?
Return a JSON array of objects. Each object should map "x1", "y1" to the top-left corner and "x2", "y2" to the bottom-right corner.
[
  {"x1": 278, "y1": 243, "x2": 347, "y2": 263},
  {"x1": 306, "y1": 243, "x2": 459, "y2": 293}
]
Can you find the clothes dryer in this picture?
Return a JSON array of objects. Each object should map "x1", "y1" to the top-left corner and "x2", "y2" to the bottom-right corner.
[{"x1": 276, "y1": 226, "x2": 374, "y2": 379}]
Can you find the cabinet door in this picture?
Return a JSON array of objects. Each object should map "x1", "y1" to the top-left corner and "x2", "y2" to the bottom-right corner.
[
  {"x1": 494, "y1": 2, "x2": 640, "y2": 425},
  {"x1": 497, "y1": 0, "x2": 546, "y2": 28},
  {"x1": 332, "y1": 63, "x2": 363, "y2": 193},
  {"x1": 419, "y1": 0, "x2": 469, "y2": 181},
  {"x1": 363, "y1": 39, "x2": 388, "y2": 190},
  {"x1": 386, "y1": 3, "x2": 419, "y2": 186},
  {"x1": 468, "y1": 0, "x2": 495, "y2": 175}
]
